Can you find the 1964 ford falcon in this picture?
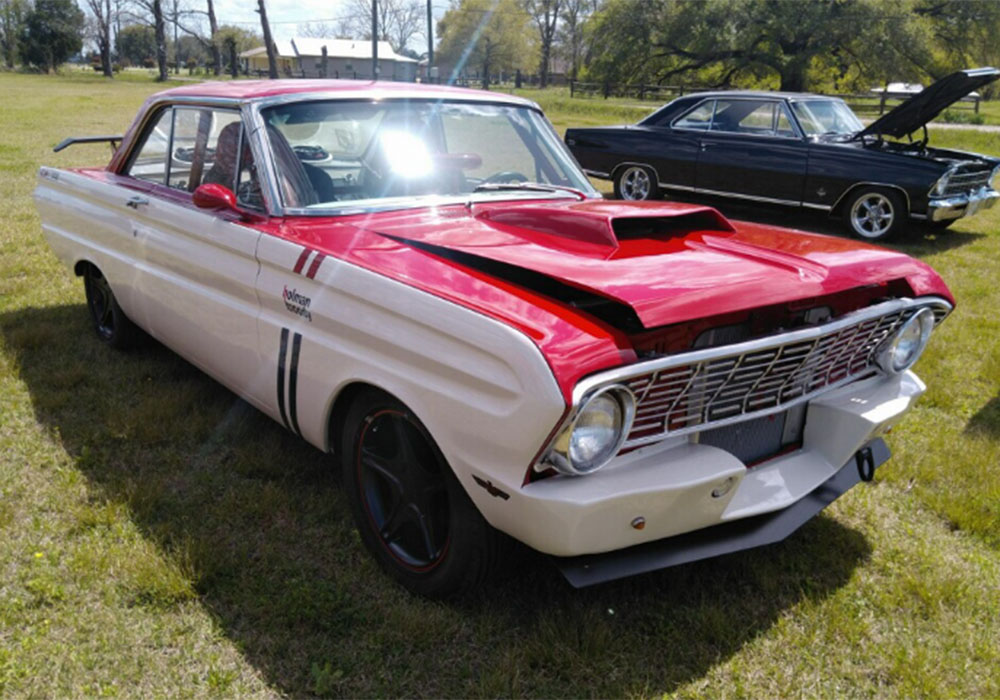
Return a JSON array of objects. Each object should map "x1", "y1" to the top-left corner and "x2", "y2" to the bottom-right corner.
[{"x1": 35, "y1": 80, "x2": 953, "y2": 596}]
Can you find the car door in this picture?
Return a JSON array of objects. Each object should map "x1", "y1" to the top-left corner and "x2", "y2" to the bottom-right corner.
[
  {"x1": 695, "y1": 98, "x2": 809, "y2": 203},
  {"x1": 119, "y1": 104, "x2": 267, "y2": 403}
]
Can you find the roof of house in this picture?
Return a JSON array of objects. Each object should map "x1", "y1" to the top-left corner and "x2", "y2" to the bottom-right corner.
[{"x1": 239, "y1": 37, "x2": 418, "y2": 63}]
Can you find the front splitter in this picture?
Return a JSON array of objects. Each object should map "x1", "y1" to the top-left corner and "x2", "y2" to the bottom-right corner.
[{"x1": 555, "y1": 438, "x2": 890, "y2": 588}]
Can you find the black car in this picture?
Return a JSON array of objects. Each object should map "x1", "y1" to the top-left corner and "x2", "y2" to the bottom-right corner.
[{"x1": 565, "y1": 68, "x2": 1000, "y2": 240}]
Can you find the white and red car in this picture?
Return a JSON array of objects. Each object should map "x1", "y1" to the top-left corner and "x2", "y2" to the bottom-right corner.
[{"x1": 35, "y1": 80, "x2": 954, "y2": 596}]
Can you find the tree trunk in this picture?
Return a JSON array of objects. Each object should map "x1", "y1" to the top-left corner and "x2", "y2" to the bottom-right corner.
[
  {"x1": 538, "y1": 42, "x2": 550, "y2": 88},
  {"x1": 100, "y1": 0, "x2": 113, "y2": 77},
  {"x1": 257, "y1": 0, "x2": 278, "y2": 79},
  {"x1": 152, "y1": 0, "x2": 168, "y2": 81},
  {"x1": 206, "y1": 0, "x2": 221, "y2": 75}
]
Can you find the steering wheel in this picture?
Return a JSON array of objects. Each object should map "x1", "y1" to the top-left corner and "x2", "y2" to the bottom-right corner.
[{"x1": 481, "y1": 170, "x2": 529, "y2": 185}]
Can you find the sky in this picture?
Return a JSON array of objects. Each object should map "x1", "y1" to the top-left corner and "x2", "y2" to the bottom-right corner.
[{"x1": 208, "y1": 0, "x2": 448, "y2": 46}]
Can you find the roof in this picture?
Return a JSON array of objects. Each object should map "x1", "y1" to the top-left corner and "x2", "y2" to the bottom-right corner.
[
  {"x1": 676, "y1": 89, "x2": 830, "y2": 100},
  {"x1": 239, "y1": 37, "x2": 417, "y2": 63},
  {"x1": 148, "y1": 79, "x2": 538, "y2": 107}
]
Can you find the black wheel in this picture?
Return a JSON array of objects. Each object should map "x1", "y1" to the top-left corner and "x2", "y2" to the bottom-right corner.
[
  {"x1": 82, "y1": 265, "x2": 139, "y2": 349},
  {"x1": 341, "y1": 390, "x2": 504, "y2": 597},
  {"x1": 842, "y1": 187, "x2": 906, "y2": 241},
  {"x1": 613, "y1": 164, "x2": 659, "y2": 201}
]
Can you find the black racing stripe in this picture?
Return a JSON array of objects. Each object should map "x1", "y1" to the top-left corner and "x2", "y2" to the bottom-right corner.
[
  {"x1": 288, "y1": 332, "x2": 302, "y2": 437},
  {"x1": 277, "y1": 328, "x2": 291, "y2": 431}
]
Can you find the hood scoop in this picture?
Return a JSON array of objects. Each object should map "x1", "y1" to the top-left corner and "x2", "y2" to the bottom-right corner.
[{"x1": 476, "y1": 200, "x2": 734, "y2": 250}]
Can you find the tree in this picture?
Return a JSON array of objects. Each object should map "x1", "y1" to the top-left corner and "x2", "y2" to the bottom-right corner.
[
  {"x1": 117, "y1": 22, "x2": 156, "y2": 64},
  {"x1": 127, "y1": 0, "x2": 169, "y2": 80},
  {"x1": 556, "y1": 0, "x2": 597, "y2": 80},
  {"x1": 84, "y1": 0, "x2": 114, "y2": 77},
  {"x1": 437, "y1": 0, "x2": 537, "y2": 87},
  {"x1": 0, "y1": 0, "x2": 29, "y2": 68},
  {"x1": 334, "y1": 0, "x2": 424, "y2": 55},
  {"x1": 18, "y1": 0, "x2": 84, "y2": 72},
  {"x1": 523, "y1": 0, "x2": 561, "y2": 87}
]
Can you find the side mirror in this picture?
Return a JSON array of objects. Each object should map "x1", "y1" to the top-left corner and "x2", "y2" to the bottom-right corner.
[{"x1": 193, "y1": 183, "x2": 238, "y2": 211}]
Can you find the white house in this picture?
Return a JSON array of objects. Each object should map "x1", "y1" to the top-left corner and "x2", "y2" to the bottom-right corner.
[{"x1": 240, "y1": 38, "x2": 418, "y2": 82}]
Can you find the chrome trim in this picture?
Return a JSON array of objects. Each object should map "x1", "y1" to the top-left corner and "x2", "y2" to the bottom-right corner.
[
  {"x1": 544, "y1": 384, "x2": 637, "y2": 476},
  {"x1": 830, "y1": 182, "x2": 911, "y2": 216},
  {"x1": 282, "y1": 190, "x2": 596, "y2": 218},
  {"x1": 249, "y1": 88, "x2": 540, "y2": 112},
  {"x1": 537, "y1": 297, "x2": 952, "y2": 467},
  {"x1": 927, "y1": 187, "x2": 999, "y2": 221},
  {"x1": 802, "y1": 202, "x2": 833, "y2": 211},
  {"x1": 583, "y1": 168, "x2": 611, "y2": 179},
  {"x1": 693, "y1": 187, "x2": 800, "y2": 207}
]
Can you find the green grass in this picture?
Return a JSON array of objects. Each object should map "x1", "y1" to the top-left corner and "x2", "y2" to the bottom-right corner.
[{"x1": 2, "y1": 72, "x2": 1000, "y2": 697}]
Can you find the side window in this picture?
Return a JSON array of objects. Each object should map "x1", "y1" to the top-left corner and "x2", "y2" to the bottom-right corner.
[
  {"x1": 674, "y1": 101, "x2": 714, "y2": 130},
  {"x1": 736, "y1": 102, "x2": 776, "y2": 133},
  {"x1": 776, "y1": 104, "x2": 797, "y2": 137},
  {"x1": 127, "y1": 109, "x2": 173, "y2": 184},
  {"x1": 170, "y1": 108, "x2": 242, "y2": 192},
  {"x1": 235, "y1": 131, "x2": 264, "y2": 210}
]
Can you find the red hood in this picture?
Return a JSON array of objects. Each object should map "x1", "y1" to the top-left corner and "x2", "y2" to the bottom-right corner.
[{"x1": 352, "y1": 199, "x2": 953, "y2": 329}]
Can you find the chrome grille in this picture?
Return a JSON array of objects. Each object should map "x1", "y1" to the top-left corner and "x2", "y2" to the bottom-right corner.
[
  {"x1": 942, "y1": 169, "x2": 992, "y2": 197},
  {"x1": 595, "y1": 299, "x2": 951, "y2": 449}
]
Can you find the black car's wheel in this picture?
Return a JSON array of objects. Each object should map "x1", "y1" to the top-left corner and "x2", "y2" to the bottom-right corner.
[
  {"x1": 341, "y1": 389, "x2": 504, "y2": 597},
  {"x1": 843, "y1": 187, "x2": 906, "y2": 241},
  {"x1": 614, "y1": 165, "x2": 659, "y2": 201},
  {"x1": 82, "y1": 265, "x2": 139, "y2": 349}
]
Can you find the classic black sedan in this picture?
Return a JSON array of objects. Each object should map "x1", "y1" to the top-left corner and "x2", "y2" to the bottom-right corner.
[{"x1": 566, "y1": 68, "x2": 1000, "y2": 240}]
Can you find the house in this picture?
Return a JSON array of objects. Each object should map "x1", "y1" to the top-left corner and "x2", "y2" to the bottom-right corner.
[{"x1": 240, "y1": 37, "x2": 418, "y2": 82}]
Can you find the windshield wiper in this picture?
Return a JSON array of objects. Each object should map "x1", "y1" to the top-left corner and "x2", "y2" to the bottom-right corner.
[{"x1": 472, "y1": 181, "x2": 588, "y2": 201}]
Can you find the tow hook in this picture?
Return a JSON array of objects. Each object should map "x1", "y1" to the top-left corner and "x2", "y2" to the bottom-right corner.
[{"x1": 856, "y1": 446, "x2": 876, "y2": 482}]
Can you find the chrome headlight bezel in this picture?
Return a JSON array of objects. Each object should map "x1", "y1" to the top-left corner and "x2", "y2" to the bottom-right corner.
[
  {"x1": 931, "y1": 167, "x2": 956, "y2": 198},
  {"x1": 545, "y1": 384, "x2": 636, "y2": 476},
  {"x1": 876, "y1": 307, "x2": 936, "y2": 374},
  {"x1": 991, "y1": 164, "x2": 1000, "y2": 191}
]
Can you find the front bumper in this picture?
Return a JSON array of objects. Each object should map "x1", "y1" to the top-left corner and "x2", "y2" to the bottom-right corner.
[
  {"x1": 501, "y1": 370, "x2": 924, "y2": 558},
  {"x1": 556, "y1": 438, "x2": 888, "y2": 587},
  {"x1": 927, "y1": 187, "x2": 999, "y2": 222}
]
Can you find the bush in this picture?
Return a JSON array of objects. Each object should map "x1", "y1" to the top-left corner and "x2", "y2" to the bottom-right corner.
[{"x1": 940, "y1": 109, "x2": 986, "y2": 125}]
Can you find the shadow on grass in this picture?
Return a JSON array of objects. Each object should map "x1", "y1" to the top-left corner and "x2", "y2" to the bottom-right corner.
[
  {"x1": 2, "y1": 303, "x2": 872, "y2": 697},
  {"x1": 966, "y1": 394, "x2": 1000, "y2": 436},
  {"x1": 660, "y1": 193, "x2": 987, "y2": 256}
]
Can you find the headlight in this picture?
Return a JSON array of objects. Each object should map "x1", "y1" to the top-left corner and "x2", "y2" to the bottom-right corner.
[
  {"x1": 932, "y1": 168, "x2": 955, "y2": 197},
  {"x1": 546, "y1": 385, "x2": 635, "y2": 475},
  {"x1": 991, "y1": 164, "x2": 1000, "y2": 191},
  {"x1": 877, "y1": 308, "x2": 935, "y2": 374}
]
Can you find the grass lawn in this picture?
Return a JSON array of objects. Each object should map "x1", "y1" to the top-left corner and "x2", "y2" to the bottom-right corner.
[{"x1": 2, "y1": 72, "x2": 1000, "y2": 697}]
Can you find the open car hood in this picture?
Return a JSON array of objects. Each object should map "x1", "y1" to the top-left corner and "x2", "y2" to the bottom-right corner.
[
  {"x1": 855, "y1": 67, "x2": 1000, "y2": 140},
  {"x1": 357, "y1": 199, "x2": 950, "y2": 331}
]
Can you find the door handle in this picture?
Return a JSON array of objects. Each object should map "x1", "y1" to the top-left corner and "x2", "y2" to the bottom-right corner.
[
  {"x1": 126, "y1": 195, "x2": 149, "y2": 209},
  {"x1": 699, "y1": 142, "x2": 711, "y2": 152}
]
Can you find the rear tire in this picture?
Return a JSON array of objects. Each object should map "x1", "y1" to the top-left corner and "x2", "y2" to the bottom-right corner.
[
  {"x1": 614, "y1": 165, "x2": 659, "y2": 201},
  {"x1": 842, "y1": 187, "x2": 906, "y2": 241},
  {"x1": 82, "y1": 265, "x2": 140, "y2": 349},
  {"x1": 340, "y1": 389, "x2": 504, "y2": 597}
]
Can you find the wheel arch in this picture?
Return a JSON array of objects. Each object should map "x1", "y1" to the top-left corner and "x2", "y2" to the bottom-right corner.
[
  {"x1": 610, "y1": 160, "x2": 662, "y2": 187},
  {"x1": 73, "y1": 259, "x2": 96, "y2": 277},
  {"x1": 831, "y1": 182, "x2": 911, "y2": 217},
  {"x1": 325, "y1": 380, "x2": 386, "y2": 457}
]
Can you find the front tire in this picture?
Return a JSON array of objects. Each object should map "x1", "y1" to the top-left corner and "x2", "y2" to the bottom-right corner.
[
  {"x1": 614, "y1": 165, "x2": 659, "y2": 201},
  {"x1": 82, "y1": 265, "x2": 140, "y2": 349},
  {"x1": 843, "y1": 187, "x2": 906, "y2": 241},
  {"x1": 340, "y1": 389, "x2": 504, "y2": 597}
]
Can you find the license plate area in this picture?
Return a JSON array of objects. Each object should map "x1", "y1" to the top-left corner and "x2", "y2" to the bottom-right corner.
[{"x1": 698, "y1": 404, "x2": 807, "y2": 465}]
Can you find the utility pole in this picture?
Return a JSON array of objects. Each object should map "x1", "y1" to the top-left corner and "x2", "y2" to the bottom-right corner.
[
  {"x1": 426, "y1": 0, "x2": 433, "y2": 81},
  {"x1": 172, "y1": 0, "x2": 178, "y2": 73},
  {"x1": 257, "y1": 0, "x2": 278, "y2": 79},
  {"x1": 371, "y1": 0, "x2": 378, "y2": 80}
]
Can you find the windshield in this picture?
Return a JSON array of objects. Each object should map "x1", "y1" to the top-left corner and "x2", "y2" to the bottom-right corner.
[
  {"x1": 259, "y1": 99, "x2": 595, "y2": 211},
  {"x1": 790, "y1": 99, "x2": 864, "y2": 137}
]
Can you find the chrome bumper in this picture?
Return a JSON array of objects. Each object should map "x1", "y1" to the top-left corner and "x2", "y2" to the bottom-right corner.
[{"x1": 927, "y1": 187, "x2": 999, "y2": 222}]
